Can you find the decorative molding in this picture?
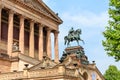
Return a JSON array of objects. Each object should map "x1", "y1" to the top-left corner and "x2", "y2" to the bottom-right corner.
[{"x1": 19, "y1": 53, "x2": 40, "y2": 65}]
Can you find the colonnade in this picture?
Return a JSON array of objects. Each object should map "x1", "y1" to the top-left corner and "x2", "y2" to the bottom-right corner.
[{"x1": 0, "y1": 8, "x2": 59, "y2": 62}]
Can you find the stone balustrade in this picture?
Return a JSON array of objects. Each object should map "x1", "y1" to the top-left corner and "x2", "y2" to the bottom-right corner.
[
  {"x1": 0, "y1": 67, "x2": 77, "y2": 80},
  {"x1": 0, "y1": 72, "x2": 24, "y2": 80}
]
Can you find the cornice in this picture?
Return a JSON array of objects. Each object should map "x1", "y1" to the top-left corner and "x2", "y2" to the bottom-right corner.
[{"x1": 37, "y1": 0, "x2": 63, "y2": 23}]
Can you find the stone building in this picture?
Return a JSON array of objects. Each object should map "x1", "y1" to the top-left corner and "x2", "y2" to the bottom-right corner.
[{"x1": 0, "y1": 0, "x2": 104, "y2": 80}]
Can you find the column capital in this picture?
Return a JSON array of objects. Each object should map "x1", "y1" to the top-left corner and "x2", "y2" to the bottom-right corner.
[
  {"x1": 54, "y1": 30, "x2": 59, "y2": 35},
  {"x1": 30, "y1": 19, "x2": 37, "y2": 24},
  {"x1": 54, "y1": 31, "x2": 59, "y2": 39},
  {"x1": 9, "y1": 10, "x2": 15, "y2": 15},
  {"x1": 19, "y1": 15, "x2": 26, "y2": 19},
  {"x1": 46, "y1": 28, "x2": 52, "y2": 32},
  {"x1": 0, "y1": 5, "x2": 4, "y2": 9},
  {"x1": 39, "y1": 23, "x2": 45, "y2": 28},
  {"x1": 30, "y1": 19, "x2": 35, "y2": 23}
]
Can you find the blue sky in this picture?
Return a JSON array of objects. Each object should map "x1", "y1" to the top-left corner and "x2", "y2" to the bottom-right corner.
[{"x1": 43, "y1": 0, "x2": 120, "y2": 74}]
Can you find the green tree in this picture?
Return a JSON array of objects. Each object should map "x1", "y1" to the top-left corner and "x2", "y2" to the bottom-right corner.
[
  {"x1": 104, "y1": 65, "x2": 120, "y2": 80},
  {"x1": 103, "y1": 0, "x2": 120, "y2": 61}
]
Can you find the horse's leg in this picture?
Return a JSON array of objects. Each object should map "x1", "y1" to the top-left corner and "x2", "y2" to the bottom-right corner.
[
  {"x1": 67, "y1": 40, "x2": 70, "y2": 47},
  {"x1": 77, "y1": 39, "x2": 79, "y2": 46},
  {"x1": 64, "y1": 36, "x2": 68, "y2": 45},
  {"x1": 67, "y1": 41, "x2": 69, "y2": 47},
  {"x1": 65, "y1": 40, "x2": 67, "y2": 45}
]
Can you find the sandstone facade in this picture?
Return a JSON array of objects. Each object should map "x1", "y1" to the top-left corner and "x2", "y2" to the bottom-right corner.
[{"x1": 0, "y1": 0, "x2": 104, "y2": 80}]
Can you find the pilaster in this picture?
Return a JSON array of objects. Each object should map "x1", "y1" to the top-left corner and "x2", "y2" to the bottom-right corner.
[
  {"x1": 0, "y1": 4, "x2": 3, "y2": 41},
  {"x1": 19, "y1": 15, "x2": 24, "y2": 54},
  {"x1": 46, "y1": 28, "x2": 51, "y2": 59},
  {"x1": 38, "y1": 24, "x2": 44, "y2": 60},
  {"x1": 7, "y1": 10, "x2": 14, "y2": 56},
  {"x1": 54, "y1": 31, "x2": 59, "y2": 63},
  {"x1": 0, "y1": 7, "x2": 1, "y2": 41},
  {"x1": 29, "y1": 20, "x2": 34, "y2": 58}
]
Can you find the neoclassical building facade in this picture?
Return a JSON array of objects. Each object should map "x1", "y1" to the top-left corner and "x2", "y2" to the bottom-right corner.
[{"x1": 0, "y1": 0, "x2": 104, "y2": 80}]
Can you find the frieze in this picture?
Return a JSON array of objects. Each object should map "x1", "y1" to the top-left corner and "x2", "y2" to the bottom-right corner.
[{"x1": 66, "y1": 69, "x2": 76, "y2": 77}]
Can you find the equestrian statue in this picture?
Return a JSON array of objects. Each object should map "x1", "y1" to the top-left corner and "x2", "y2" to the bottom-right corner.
[{"x1": 64, "y1": 27, "x2": 84, "y2": 46}]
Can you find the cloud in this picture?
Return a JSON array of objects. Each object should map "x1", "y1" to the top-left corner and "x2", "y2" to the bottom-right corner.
[{"x1": 61, "y1": 11, "x2": 109, "y2": 27}]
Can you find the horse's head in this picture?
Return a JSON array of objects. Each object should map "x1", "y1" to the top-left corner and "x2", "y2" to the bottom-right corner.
[{"x1": 76, "y1": 29, "x2": 81, "y2": 34}]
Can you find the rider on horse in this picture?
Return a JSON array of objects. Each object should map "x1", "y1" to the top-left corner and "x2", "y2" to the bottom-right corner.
[
  {"x1": 64, "y1": 27, "x2": 84, "y2": 47},
  {"x1": 68, "y1": 27, "x2": 74, "y2": 41}
]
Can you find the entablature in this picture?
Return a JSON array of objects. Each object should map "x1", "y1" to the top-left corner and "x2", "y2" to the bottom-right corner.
[{"x1": 2, "y1": 0, "x2": 61, "y2": 31}]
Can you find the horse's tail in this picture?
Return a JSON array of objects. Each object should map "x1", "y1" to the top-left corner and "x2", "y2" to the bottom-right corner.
[{"x1": 81, "y1": 39, "x2": 85, "y2": 44}]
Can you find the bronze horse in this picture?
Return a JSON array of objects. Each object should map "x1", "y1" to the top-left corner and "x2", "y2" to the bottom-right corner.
[{"x1": 64, "y1": 28, "x2": 84, "y2": 46}]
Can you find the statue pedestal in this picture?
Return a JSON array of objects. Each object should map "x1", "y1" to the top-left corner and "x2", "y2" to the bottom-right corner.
[
  {"x1": 12, "y1": 51, "x2": 21, "y2": 58},
  {"x1": 65, "y1": 46, "x2": 84, "y2": 54},
  {"x1": 61, "y1": 46, "x2": 89, "y2": 65}
]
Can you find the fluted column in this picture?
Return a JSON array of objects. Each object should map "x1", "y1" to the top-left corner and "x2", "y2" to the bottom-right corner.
[
  {"x1": 7, "y1": 10, "x2": 14, "y2": 56},
  {"x1": 0, "y1": 7, "x2": 2, "y2": 41},
  {"x1": 19, "y1": 15, "x2": 24, "y2": 54},
  {"x1": 38, "y1": 24, "x2": 44, "y2": 60},
  {"x1": 46, "y1": 28, "x2": 51, "y2": 59},
  {"x1": 54, "y1": 31, "x2": 59, "y2": 63},
  {"x1": 29, "y1": 20, "x2": 34, "y2": 58}
]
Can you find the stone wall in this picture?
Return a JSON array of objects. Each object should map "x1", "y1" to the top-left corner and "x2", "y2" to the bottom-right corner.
[{"x1": 0, "y1": 59, "x2": 11, "y2": 73}]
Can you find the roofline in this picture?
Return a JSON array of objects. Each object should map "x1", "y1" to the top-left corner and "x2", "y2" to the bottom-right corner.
[{"x1": 37, "y1": 0, "x2": 63, "y2": 24}]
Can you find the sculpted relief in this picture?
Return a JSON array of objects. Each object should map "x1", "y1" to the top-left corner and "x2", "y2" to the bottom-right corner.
[{"x1": 20, "y1": 0, "x2": 52, "y2": 17}]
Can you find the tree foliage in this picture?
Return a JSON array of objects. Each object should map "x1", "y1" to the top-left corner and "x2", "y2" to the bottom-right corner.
[
  {"x1": 104, "y1": 65, "x2": 120, "y2": 80},
  {"x1": 103, "y1": 0, "x2": 120, "y2": 61}
]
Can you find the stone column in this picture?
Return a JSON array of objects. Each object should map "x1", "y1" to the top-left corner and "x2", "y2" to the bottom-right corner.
[
  {"x1": 29, "y1": 20, "x2": 34, "y2": 58},
  {"x1": 19, "y1": 15, "x2": 24, "y2": 54},
  {"x1": 38, "y1": 24, "x2": 44, "y2": 60},
  {"x1": 46, "y1": 28, "x2": 51, "y2": 59},
  {"x1": 54, "y1": 31, "x2": 59, "y2": 63},
  {"x1": 7, "y1": 10, "x2": 14, "y2": 56},
  {"x1": 0, "y1": 7, "x2": 2, "y2": 41}
]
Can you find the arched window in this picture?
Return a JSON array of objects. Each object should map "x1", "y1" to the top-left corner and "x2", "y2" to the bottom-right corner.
[
  {"x1": 83, "y1": 72, "x2": 88, "y2": 80},
  {"x1": 92, "y1": 72, "x2": 96, "y2": 80}
]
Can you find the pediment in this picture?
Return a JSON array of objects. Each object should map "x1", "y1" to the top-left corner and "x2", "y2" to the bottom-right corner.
[
  {"x1": 29, "y1": 56, "x2": 57, "y2": 70},
  {"x1": 20, "y1": 0, "x2": 62, "y2": 23}
]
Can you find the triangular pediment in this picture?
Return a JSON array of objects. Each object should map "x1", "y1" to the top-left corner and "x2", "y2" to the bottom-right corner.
[
  {"x1": 20, "y1": 0, "x2": 62, "y2": 24},
  {"x1": 29, "y1": 56, "x2": 57, "y2": 70}
]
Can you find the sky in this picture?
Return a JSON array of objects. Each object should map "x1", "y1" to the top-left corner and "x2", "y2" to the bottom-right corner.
[{"x1": 43, "y1": 0, "x2": 120, "y2": 74}]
